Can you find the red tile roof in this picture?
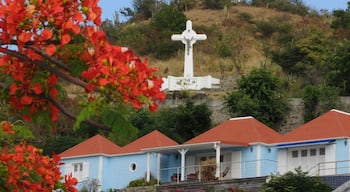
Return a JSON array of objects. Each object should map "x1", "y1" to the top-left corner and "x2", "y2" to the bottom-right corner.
[
  {"x1": 185, "y1": 116, "x2": 281, "y2": 145},
  {"x1": 281, "y1": 109, "x2": 350, "y2": 143},
  {"x1": 59, "y1": 134, "x2": 121, "y2": 158},
  {"x1": 119, "y1": 130, "x2": 178, "y2": 154}
]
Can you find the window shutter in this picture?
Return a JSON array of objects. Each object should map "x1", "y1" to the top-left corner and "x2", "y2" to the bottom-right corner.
[{"x1": 82, "y1": 162, "x2": 89, "y2": 180}]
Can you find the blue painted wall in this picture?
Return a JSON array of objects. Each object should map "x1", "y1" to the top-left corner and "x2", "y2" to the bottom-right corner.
[
  {"x1": 260, "y1": 145, "x2": 278, "y2": 176},
  {"x1": 160, "y1": 153, "x2": 180, "y2": 182},
  {"x1": 335, "y1": 139, "x2": 349, "y2": 174},
  {"x1": 61, "y1": 156, "x2": 101, "y2": 191},
  {"x1": 111, "y1": 153, "x2": 159, "y2": 189},
  {"x1": 61, "y1": 152, "x2": 160, "y2": 191},
  {"x1": 241, "y1": 146, "x2": 257, "y2": 178}
]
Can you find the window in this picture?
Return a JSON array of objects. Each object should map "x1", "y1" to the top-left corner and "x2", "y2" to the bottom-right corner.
[
  {"x1": 319, "y1": 148, "x2": 325, "y2": 155},
  {"x1": 301, "y1": 149, "x2": 308, "y2": 157},
  {"x1": 73, "y1": 163, "x2": 83, "y2": 173},
  {"x1": 129, "y1": 162, "x2": 137, "y2": 172},
  {"x1": 310, "y1": 149, "x2": 316, "y2": 156},
  {"x1": 71, "y1": 162, "x2": 88, "y2": 181},
  {"x1": 292, "y1": 150, "x2": 298, "y2": 158}
]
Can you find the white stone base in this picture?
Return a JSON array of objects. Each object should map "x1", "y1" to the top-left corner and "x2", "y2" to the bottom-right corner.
[{"x1": 161, "y1": 76, "x2": 220, "y2": 91}]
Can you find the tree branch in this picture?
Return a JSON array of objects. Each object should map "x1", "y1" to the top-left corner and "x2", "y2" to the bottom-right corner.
[
  {"x1": 0, "y1": 49, "x2": 109, "y2": 130},
  {"x1": 0, "y1": 78, "x2": 110, "y2": 131},
  {"x1": 4, "y1": 49, "x2": 89, "y2": 89},
  {"x1": 27, "y1": 46, "x2": 72, "y2": 72},
  {"x1": 45, "y1": 96, "x2": 110, "y2": 131}
]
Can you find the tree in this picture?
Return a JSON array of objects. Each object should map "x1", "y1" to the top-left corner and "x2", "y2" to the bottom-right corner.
[
  {"x1": 224, "y1": 68, "x2": 288, "y2": 130},
  {"x1": 0, "y1": 121, "x2": 77, "y2": 191},
  {"x1": 260, "y1": 168, "x2": 332, "y2": 192},
  {"x1": 149, "y1": 4, "x2": 187, "y2": 59},
  {"x1": 327, "y1": 40, "x2": 350, "y2": 95},
  {"x1": 121, "y1": 0, "x2": 163, "y2": 21},
  {"x1": 0, "y1": 0, "x2": 165, "y2": 191},
  {"x1": 271, "y1": 26, "x2": 332, "y2": 84},
  {"x1": 331, "y1": 2, "x2": 350, "y2": 30},
  {"x1": 204, "y1": 0, "x2": 232, "y2": 9},
  {"x1": 151, "y1": 5, "x2": 187, "y2": 32},
  {"x1": 174, "y1": 100, "x2": 212, "y2": 142},
  {"x1": 302, "y1": 85, "x2": 340, "y2": 122},
  {"x1": 170, "y1": 0, "x2": 197, "y2": 11},
  {"x1": 0, "y1": 0, "x2": 165, "y2": 133},
  {"x1": 130, "y1": 100, "x2": 212, "y2": 143}
]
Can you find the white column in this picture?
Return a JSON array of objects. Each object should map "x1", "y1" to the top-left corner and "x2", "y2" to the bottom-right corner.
[
  {"x1": 178, "y1": 148, "x2": 188, "y2": 181},
  {"x1": 214, "y1": 142, "x2": 221, "y2": 178},
  {"x1": 257, "y1": 145, "x2": 261, "y2": 177},
  {"x1": 98, "y1": 156, "x2": 103, "y2": 191},
  {"x1": 146, "y1": 153, "x2": 151, "y2": 182},
  {"x1": 157, "y1": 153, "x2": 161, "y2": 185}
]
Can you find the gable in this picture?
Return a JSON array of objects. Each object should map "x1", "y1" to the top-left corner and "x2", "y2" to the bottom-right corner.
[
  {"x1": 281, "y1": 109, "x2": 350, "y2": 143},
  {"x1": 185, "y1": 116, "x2": 282, "y2": 146},
  {"x1": 60, "y1": 134, "x2": 121, "y2": 158},
  {"x1": 120, "y1": 130, "x2": 178, "y2": 154}
]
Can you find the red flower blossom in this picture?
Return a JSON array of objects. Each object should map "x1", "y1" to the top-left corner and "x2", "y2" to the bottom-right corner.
[{"x1": 1, "y1": 121, "x2": 15, "y2": 135}]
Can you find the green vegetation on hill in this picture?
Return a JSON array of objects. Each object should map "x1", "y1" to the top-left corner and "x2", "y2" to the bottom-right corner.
[{"x1": 105, "y1": 1, "x2": 350, "y2": 95}]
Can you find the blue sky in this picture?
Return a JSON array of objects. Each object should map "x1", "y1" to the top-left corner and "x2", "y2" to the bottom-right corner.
[{"x1": 98, "y1": 0, "x2": 349, "y2": 22}]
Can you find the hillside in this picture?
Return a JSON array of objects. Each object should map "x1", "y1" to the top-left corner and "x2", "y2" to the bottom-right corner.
[
  {"x1": 147, "y1": 5, "x2": 325, "y2": 82},
  {"x1": 135, "y1": 4, "x2": 334, "y2": 101}
]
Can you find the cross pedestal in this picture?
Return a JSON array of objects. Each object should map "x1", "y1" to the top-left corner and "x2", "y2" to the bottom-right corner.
[{"x1": 162, "y1": 20, "x2": 220, "y2": 91}]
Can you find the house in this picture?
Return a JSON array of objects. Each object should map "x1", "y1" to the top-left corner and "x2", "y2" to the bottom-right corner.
[
  {"x1": 59, "y1": 134, "x2": 122, "y2": 191},
  {"x1": 60, "y1": 130, "x2": 178, "y2": 191},
  {"x1": 60, "y1": 109, "x2": 350, "y2": 191},
  {"x1": 111, "y1": 130, "x2": 178, "y2": 189},
  {"x1": 143, "y1": 116, "x2": 282, "y2": 183},
  {"x1": 276, "y1": 109, "x2": 350, "y2": 176}
]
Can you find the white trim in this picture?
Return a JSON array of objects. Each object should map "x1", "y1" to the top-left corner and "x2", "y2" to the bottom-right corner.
[
  {"x1": 214, "y1": 143, "x2": 221, "y2": 178},
  {"x1": 257, "y1": 145, "x2": 261, "y2": 177},
  {"x1": 146, "y1": 153, "x2": 151, "y2": 182},
  {"x1": 229, "y1": 116, "x2": 253, "y2": 121},
  {"x1": 142, "y1": 141, "x2": 221, "y2": 153},
  {"x1": 98, "y1": 156, "x2": 103, "y2": 191},
  {"x1": 330, "y1": 109, "x2": 350, "y2": 115},
  {"x1": 129, "y1": 162, "x2": 137, "y2": 172},
  {"x1": 157, "y1": 153, "x2": 161, "y2": 185}
]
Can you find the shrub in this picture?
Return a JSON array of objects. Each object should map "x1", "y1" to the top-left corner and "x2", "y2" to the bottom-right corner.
[
  {"x1": 127, "y1": 178, "x2": 158, "y2": 187},
  {"x1": 204, "y1": 0, "x2": 232, "y2": 9},
  {"x1": 260, "y1": 168, "x2": 332, "y2": 192},
  {"x1": 151, "y1": 5, "x2": 187, "y2": 32}
]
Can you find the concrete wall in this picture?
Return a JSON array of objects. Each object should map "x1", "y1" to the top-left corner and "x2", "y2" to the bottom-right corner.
[{"x1": 160, "y1": 95, "x2": 350, "y2": 134}]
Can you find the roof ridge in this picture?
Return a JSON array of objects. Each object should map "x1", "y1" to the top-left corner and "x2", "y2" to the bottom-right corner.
[
  {"x1": 331, "y1": 109, "x2": 350, "y2": 116},
  {"x1": 229, "y1": 116, "x2": 253, "y2": 121}
]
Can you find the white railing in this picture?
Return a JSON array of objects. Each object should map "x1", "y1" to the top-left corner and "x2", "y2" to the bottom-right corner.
[
  {"x1": 159, "y1": 159, "x2": 277, "y2": 183},
  {"x1": 308, "y1": 160, "x2": 350, "y2": 176}
]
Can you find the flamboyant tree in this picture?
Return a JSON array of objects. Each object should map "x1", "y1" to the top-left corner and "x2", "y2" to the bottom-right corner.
[{"x1": 0, "y1": 0, "x2": 166, "y2": 191}]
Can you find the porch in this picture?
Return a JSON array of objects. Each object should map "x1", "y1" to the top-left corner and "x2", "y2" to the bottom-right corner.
[{"x1": 159, "y1": 159, "x2": 277, "y2": 184}]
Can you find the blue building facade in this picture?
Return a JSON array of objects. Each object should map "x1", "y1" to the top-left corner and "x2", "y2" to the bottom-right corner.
[{"x1": 60, "y1": 110, "x2": 350, "y2": 191}]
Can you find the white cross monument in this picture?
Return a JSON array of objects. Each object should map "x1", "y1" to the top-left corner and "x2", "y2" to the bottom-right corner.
[
  {"x1": 162, "y1": 20, "x2": 220, "y2": 91},
  {"x1": 171, "y1": 20, "x2": 207, "y2": 77}
]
